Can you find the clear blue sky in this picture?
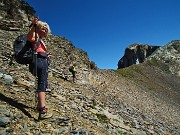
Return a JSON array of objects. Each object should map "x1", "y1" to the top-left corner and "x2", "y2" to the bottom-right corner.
[{"x1": 25, "y1": 0, "x2": 180, "y2": 69}]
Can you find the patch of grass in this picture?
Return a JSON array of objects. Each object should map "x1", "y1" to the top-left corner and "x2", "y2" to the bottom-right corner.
[
  {"x1": 148, "y1": 58, "x2": 171, "y2": 74},
  {"x1": 96, "y1": 113, "x2": 109, "y2": 123},
  {"x1": 92, "y1": 100, "x2": 97, "y2": 108},
  {"x1": 117, "y1": 70, "x2": 126, "y2": 77},
  {"x1": 116, "y1": 65, "x2": 143, "y2": 79},
  {"x1": 118, "y1": 128, "x2": 126, "y2": 135},
  {"x1": 148, "y1": 58, "x2": 159, "y2": 66}
]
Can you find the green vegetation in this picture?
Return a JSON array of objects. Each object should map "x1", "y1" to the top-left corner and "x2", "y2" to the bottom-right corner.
[
  {"x1": 148, "y1": 58, "x2": 159, "y2": 66},
  {"x1": 96, "y1": 113, "x2": 109, "y2": 123},
  {"x1": 148, "y1": 58, "x2": 171, "y2": 73},
  {"x1": 118, "y1": 128, "x2": 127, "y2": 135},
  {"x1": 92, "y1": 100, "x2": 97, "y2": 108},
  {"x1": 115, "y1": 65, "x2": 143, "y2": 79}
]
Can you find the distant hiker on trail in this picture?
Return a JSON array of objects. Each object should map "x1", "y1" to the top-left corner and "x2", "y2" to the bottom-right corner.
[
  {"x1": 69, "y1": 64, "x2": 77, "y2": 83},
  {"x1": 27, "y1": 17, "x2": 52, "y2": 120}
]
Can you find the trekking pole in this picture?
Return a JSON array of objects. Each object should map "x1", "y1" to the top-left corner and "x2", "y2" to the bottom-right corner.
[
  {"x1": 33, "y1": 39, "x2": 41, "y2": 110},
  {"x1": 33, "y1": 23, "x2": 38, "y2": 110},
  {"x1": 34, "y1": 51, "x2": 38, "y2": 109}
]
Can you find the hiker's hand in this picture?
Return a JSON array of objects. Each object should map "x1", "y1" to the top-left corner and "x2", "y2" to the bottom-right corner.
[
  {"x1": 32, "y1": 17, "x2": 39, "y2": 24},
  {"x1": 47, "y1": 52, "x2": 52, "y2": 58}
]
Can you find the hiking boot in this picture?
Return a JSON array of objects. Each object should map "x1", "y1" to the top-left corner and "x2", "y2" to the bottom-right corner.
[{"x1": 38, "y1": 106, "x2": 53, "y2": 121}]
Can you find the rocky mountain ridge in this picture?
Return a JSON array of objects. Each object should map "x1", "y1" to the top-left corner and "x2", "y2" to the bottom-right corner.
[
  {"x1": 0, "y1": 0, "x2": 180, "y2": 135},
  {"x1": 146, "y1": 40, "x2": 180, "y2": 76},
  {"x1": 118, "y1": 41, "x2": 180, "y2": 77},
  {"x1": 118, "y1": 44, "x2": 160, "y2": 69}
]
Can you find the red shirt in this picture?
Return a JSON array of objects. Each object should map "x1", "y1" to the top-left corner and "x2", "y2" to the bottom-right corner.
[{"x1": 32, "y1": 41, "x2": 47, "y2": 53}]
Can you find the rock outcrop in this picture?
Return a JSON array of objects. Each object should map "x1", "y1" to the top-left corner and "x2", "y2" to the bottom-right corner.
[
  {"x1": 146, "y1": 40, "x2": 180, "y2": 76},
  {"x1": 118, "y1": 44, "x2": 159, "y2": 69},
  {"x1": 0, "y1": 0, "x2": 34, "y2": 31}
]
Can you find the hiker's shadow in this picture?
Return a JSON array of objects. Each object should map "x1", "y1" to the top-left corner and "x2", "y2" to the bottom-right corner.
[{"x1": 0, "y1": 93, "x2": 34, "y2": 119}]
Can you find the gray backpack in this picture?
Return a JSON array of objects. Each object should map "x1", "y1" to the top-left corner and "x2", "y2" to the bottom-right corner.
[{"x1": 13, "y1": 34, "x2": 41, "y2": 64}]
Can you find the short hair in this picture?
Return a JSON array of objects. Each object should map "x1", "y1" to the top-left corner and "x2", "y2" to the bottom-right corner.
[{"x1": 37, "y1": 21, "x2": 51, "y2": 34}]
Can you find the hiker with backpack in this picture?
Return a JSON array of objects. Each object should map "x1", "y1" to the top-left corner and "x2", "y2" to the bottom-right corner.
[
  {"x1": 69, "y1": 64, "x2": 77, "y2": 83},
  {"x1": 27, "y1": 17, "x2": 52, "y2": 120}
]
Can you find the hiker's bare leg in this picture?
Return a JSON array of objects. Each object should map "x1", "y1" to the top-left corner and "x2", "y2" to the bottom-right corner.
[
  {"x1": 38, "y1": 92, "x2": 45, "y2": 108},
  {"x1": 37, "y1": 91, "x2": 52, "y2": 120}
]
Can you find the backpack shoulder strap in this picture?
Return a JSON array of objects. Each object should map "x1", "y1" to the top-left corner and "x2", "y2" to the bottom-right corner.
[{"x1": 33, "y1": 38, "x2": 42, "y2": 52}]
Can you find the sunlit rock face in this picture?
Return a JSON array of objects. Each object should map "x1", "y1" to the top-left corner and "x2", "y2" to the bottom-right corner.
[
  {"x1": 118, "y1": 44, "x2": 159, "y2": 69},
  {"x1": 146, "y1": 40, "x2": 180, "y2": 76}
]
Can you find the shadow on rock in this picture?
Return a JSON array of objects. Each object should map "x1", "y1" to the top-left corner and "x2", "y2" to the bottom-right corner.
[{"x1": 0, "y1": 93, "x2": 34, "y2": 119}]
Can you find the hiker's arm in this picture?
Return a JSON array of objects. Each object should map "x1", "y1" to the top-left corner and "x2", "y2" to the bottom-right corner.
[
  {"x1": 27, "y1": 26, "x2": 39, "y2": 42},
  {"x1": 27, "y1": 17, "x2": 39, "y2": 42}
]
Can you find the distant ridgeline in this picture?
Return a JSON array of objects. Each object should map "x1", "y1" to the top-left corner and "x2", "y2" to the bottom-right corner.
[{"x1": 118, "y1": 41, "x2": 180, "y2": 76}]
